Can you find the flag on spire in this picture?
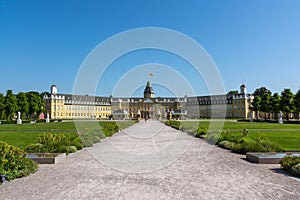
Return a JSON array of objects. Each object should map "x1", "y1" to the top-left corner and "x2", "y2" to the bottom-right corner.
[{"x1": 148, "y1": 73, "x2": 154, "y2": 77}]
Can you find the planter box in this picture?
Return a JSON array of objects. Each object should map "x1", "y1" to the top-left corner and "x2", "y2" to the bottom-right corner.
[
  {"x1": 27, "y1": 153, "x2": 66, "y2": 164},
  {"x1": 246, "y1": 152, "x2": 300, "y2": 164}
]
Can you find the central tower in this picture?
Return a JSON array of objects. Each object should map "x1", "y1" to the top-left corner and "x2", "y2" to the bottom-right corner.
[{"x1": 143, "y1": 81, "x2": 155, "y2": 98}]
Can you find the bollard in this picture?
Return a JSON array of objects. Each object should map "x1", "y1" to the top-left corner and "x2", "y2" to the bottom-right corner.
[{"x1": 0, "y1": 174, "x2": 6, "y2": 183}]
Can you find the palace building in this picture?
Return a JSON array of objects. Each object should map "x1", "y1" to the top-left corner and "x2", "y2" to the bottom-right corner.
[
  {"x1": 44, "y1": 82, "x2": 253, "y2": 120},
  {"x1": 44, "y1": 85, "x2": 111, "y2": 120}
]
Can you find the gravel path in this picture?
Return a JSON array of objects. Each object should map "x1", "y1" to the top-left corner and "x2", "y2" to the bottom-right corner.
[{"x1": 1, "y1": 120, "x2": 300, "y2": 200}]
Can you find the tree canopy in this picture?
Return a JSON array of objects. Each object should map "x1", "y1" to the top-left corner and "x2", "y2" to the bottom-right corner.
[
  {"x1": 4, "y1": 90, "x2": 18, "y2": 120},
  {"x1": 250, "y1": 87, "x2": 299, "y2": 120},
  {"x1": 0, "y1": 90, "x2": 45, "y2": 120},
  {"x1": 280, "y1": 88, "x2": 295, "y2": 119}
]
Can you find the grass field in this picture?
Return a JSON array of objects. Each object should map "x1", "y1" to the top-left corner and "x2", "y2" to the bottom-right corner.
[
  {"x1": 175, "y1": 120, "x2": 300, "y2": 151},
  {"x1": 0, "y1": 120, "x2": 299, "y2": 151},
  {"x1": 0, "y1": 121, "x2": 136, "y2": 150}
]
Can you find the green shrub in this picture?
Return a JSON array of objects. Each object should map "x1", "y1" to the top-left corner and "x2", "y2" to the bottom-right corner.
[
  {"x1": 77, "y1": 129, "x2": 103, "y2": 147},
  {"x1": 194, "y1": 127, "x2": 207, "y2": 138},
  {"x1": 291, "y1": 163, "x2": 300, "y2": 177},
  {"x1": 0, "y1": 141, "x2": 38, "y2": 183},
  {"x1": 218, "y1": 130, "x2": 244, "y2": 143},
  {"x1": 57, "y1": 145, "x2": 77, "y2": 154},
  {"x1": 78, "y1": 131, "x2": 94, "y2": 147},
  {"x1": 232, "y1": 137, "x2": 283, "y2": 154},
  {"x1": 88, "y1": 129, "x2": 106, "y2": 141},
  {"x1": 218, "y1": 141, "x2": 236, "y2": 150},
  {"x1": 25, "y1": 133, "x2": 82, "y2": 154},
  {"x1": 165, "y1": 122, "x2": 284, "y2": 155},
  {"x1": 232, "y1": 138, "x2": 257, "y2": 154},
  {"x1": 280, "y1": 155, "x2": 300, "y2": 176},
  {"x1": 57, "y1": 145, "x2": 68, "y2": 153},
  {"x1": 71, "y1": 137, "x2": 83, "y2": 150},
  {"x1": 102, "y1": 123, "x2": 119, "y2": 136},
  {"x1": 205, "y1": 130, "x2": 222, "y2": 144},
  {"x1": 165, "y1": 120, "x2": 180, "y2": 130},
  {"x1": 254, "y1": 137, "x2": 283, "y2": 152},
  {"x1": 25, "y1": 143, "x2": 44, "y2": 153},
  {"x1": 68, "y1": 146, "x2": 77, "y2": 153},
  {"x1": 92, "y1": 136, "x2": 100, "y2": 143},
  {"x1": 242, "y1": 129, "x2": 249, "y2": 137}
]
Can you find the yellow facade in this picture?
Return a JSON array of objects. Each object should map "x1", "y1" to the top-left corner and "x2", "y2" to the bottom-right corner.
[
  {"x1": 44, "y1": 84, "x2": 253, "y2": 120},
  {"x1": 44, "y1": 94, "x2": 111, "y2": 120}
]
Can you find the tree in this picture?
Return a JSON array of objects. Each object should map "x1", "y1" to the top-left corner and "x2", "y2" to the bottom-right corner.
[
  {"x1": 36, "y1": 94, "x2": 44, "y2": 116},
  {"x1": 252, "y1": 87, "x2": 272, "y2": 120},
  {"x1": 16, "y1": 92, "x2": 29, "y2": 119},
  {"x1": 260, "y1": 93, "x2": 271, "y2": 120},
  {"x1": 40, "y1": 92, "x2": 50, "y2": 99},
  {"x1": 250, "y1": 96, "x2": 261, "y2": 120},
  {"x1": 253, "y1": 87, "x2": 272, "y2": 98},
  {"x1": 0, "y1": 93, "x2": 5, "y2": 119},
  {"x1": 280, "y1": 88, "x2": 295, "y2": 120},
  {"x1": 4, "y1": 90, "x2": 18, "y2": 120},
  {"x1": 26, "y1": 92, "x2": 44, "y2": 119},
  {"x1": 26, "y1": 93, "x2": 39, "y2": 119},
  {"x1": 227, "y1": 90, "x2": 238, "y2": 95},
  {"x1": 294, "y1": 89, "x2": 300, "y2": 120},
  {"x1": 270, "y1": 93, "x2": 281, "y2": 119}
]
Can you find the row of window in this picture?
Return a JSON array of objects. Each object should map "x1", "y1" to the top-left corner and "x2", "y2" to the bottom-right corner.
[
  {"x1": 187, "y1": 112, "x2": 244, "y2": 118},
  {"x1": 186, "y1": 99, "x2": 233, "y2": 106},
  {"x1": 65, "y1": 101, "x2": 110, "y2": 105},
  {"x1": 53, "y1": 112, "x2": 109, "y2": 117},
  {"x1": 186, "y1": 104, "x2": 246, "y2": 110},
  {"x1": 53, "y1": 105, "x2": 110, "y2": 111},
  {"x1": 112, "y1": 106, "x2": 177, "y2": 113}
]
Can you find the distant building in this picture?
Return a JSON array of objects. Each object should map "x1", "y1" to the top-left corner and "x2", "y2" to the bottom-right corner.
[
  {"x1": 186, "y1": 93, "x2": 253, "y2": 119},
  {"x1": 44, "y1": 82, "x2": 253, "y2": 120},
  {"x1": 44, "y1": 85, "x2": 111, "y2": 119}
]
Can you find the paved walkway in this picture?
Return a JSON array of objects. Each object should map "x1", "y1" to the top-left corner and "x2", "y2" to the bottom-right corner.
[{"x1": 1, "y1": 120, "x2": 300, "y2": 199}]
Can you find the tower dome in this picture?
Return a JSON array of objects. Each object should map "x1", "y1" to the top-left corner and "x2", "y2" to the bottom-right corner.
[
  {"x1": 240, "y1": 83, "x2": 247, "y2": 94},
  {"x1": 51, "y1": 84, "x2": 57, "y2": 94},
  {"x1": 144, "y1": 81, "x2": 154, "y2": 98}
]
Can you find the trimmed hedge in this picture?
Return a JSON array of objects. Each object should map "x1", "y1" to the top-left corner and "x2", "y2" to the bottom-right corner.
[
  {"x1": 0, "y1": 141, "x2": 38, "y2": 183},
  {"x1": 280, "y1": 155, "x2": 300, "y2": 177}
]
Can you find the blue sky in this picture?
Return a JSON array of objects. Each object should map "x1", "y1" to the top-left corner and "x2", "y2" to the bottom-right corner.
[{"x1": 0, "y1": 0, "x2": 299, "y2": 97}]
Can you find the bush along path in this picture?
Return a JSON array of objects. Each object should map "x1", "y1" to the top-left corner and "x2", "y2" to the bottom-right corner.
[
  {"x1": 24, "y1": 121, "x2": 138, "y2": 154},
  {"x1": 280, "y1": 155, "x2": 300, "y2": 178},
  {"x1": 165, "y1": 120, "x2": 283, "y2": 154},
  {"x1": 25, "y1": 133, "x2": 83, "y2": 154},
  {"x1": 0, "y1": 142, "x2": 38, "y2": 185},
  {"x1": 165, "y1": 120, "x2": 300, "y2": 178},
  {"x1": 0, "y1": 121, "x2": 137, "y2": 184}
]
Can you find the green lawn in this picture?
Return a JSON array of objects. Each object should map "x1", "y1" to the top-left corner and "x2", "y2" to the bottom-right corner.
[
  {"x1": 175, "y1": 120, "x2": 300, "y2": 151},
  {"x1": 1, "y1": 120, "x2": 299, "y2": 151},
  {"x1": 0, "y1": 121, "x2": 136, "y2": 150}
]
